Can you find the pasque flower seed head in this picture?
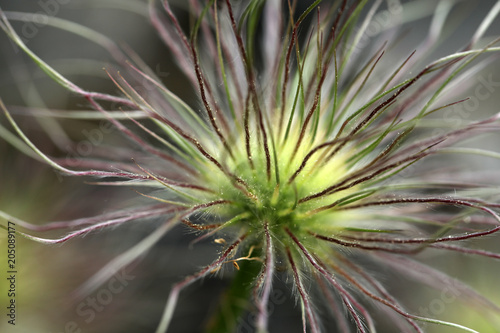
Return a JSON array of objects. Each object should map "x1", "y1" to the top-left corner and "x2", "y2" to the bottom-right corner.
[{"x1": 2, "y1": 1, "x2": 500, "y2": 332}]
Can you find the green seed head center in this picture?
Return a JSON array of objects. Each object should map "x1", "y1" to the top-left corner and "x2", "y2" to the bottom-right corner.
[{"x1": 203, "y1": 132, "x2": 352, "y2": 235}]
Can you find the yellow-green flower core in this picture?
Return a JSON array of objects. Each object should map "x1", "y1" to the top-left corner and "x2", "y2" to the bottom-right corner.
[{"x1": 201, "y1": 128, "x2": 355, "y2": 246}]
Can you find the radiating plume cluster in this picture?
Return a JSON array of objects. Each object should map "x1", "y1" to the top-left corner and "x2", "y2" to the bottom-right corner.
[{"x1": 2, "y1": 1, "x2": 500, "y2": 332}]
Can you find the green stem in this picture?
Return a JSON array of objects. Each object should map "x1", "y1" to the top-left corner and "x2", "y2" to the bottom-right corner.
[{"x1": 205, "y1": 247, "x2": 263, "y2": 333}]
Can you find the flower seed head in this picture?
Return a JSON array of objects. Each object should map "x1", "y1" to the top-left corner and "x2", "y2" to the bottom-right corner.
[{"x1": 2, "y1": 1, "x2": 500, "y2": 332}]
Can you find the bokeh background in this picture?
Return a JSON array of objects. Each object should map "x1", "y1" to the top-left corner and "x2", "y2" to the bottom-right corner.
[{"x1": 1, "y1": 1, "x2": 500, "y2": 332}]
